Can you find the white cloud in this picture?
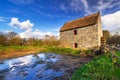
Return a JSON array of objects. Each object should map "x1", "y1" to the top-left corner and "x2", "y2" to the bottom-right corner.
[
  {"x1": 97, "y1": 1, "x2": 112, "y2": 11},
  {"x1": 19, "y1": 29, "x2": 56, "y2": 39},
  {"x1": 81, "y1": 0, "x2": 88, "y2": 9},
  {"x1": 8, "y1": 17, "x2": 59, "y2": 39},
  {"x1": 9, "y1": 17, "x2": 34, "y2": 30},
  {"x1": 66, "y1": 0, "x2": 120, "y2": 14},
  {"x1": 81, "y1": 0, "x2": 90, "y2": 13},
  {"x1": 102, "y1": 10, "x2": 120, "y2": 33},
  {"x1": 70, "y1": 0, "x2": 82, "y2": 12},
  {"x1": 68, "y1": 0, "x2": 91, "y2": 14},
  {"x1": 98, "y1": 0, "x2": 103, "y2": 5},
  {"x1": 95, "y1": 0, "x2": 120, "y2": 13}
]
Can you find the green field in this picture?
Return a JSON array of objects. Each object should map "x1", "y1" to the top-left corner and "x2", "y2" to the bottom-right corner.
[{"x1": 71, "y1": 54, "x2": 120, "y2": 80}]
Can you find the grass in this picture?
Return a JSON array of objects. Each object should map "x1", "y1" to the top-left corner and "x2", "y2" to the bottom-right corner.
[
  {"x1": 116, "y1": 51, "x2": 120, "y2": 56},
  {"x1": 71, "y1": 54, "x2": 120, "y2": 80},
  {"x1": 0, "y1": 46, "x2": 93, "y2": 59},
  {"x1": 41, "y1": 46, "x2": 94, "y2": 56},
  {"x1": 0, "y1": 46, "x2": 45, "y2": 51},
  {"x1": 114, "y1": 51, "x2": 120, "y2": 64},
  {"x1": 0, "y1": 46, "x2": 28, "y2": 51},
  {"x1": 42, "y1": 46, "x2": 82, "y2": 56},
  {"x1": 0, "y1": 46, "x2": 45, "y2": 59}
]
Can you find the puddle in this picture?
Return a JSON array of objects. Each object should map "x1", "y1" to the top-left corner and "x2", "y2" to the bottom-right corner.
[
  {"x1": 0, "y1": 53, "x2": 63, "y2": 80},
  {"x1": 0, "y1": 53, "x2": 93, "y2": 80}
]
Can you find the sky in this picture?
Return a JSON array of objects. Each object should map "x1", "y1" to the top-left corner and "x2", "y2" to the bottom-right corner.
[{"x1": 0, "y1": 0, "x2": 120, "y2": 38}]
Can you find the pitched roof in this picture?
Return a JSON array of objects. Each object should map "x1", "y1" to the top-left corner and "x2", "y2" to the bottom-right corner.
[{"x1": 60, "y1": 12, "x2": 100, "y2": 32}]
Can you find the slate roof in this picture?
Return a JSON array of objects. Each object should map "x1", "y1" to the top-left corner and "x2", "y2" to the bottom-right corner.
[{"x1": 60, "y1": 12, "x2": 100, "y2": 32}]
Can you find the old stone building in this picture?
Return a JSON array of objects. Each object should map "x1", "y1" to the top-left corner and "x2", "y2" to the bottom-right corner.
[{"x1": 60, "y1": 12, "x2": 103, "y2": 49}]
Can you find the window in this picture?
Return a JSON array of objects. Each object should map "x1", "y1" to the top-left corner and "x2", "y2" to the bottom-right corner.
[
  {"x1": 74, "y1": 30, "x2": 77, "y2": 35},
  {"x1": 74, "y1": 43, "x2": 78, "y2": 48}
]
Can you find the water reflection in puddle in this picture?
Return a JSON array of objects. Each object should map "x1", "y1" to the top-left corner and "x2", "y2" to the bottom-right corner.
[{"x1": 0, "y1": 53, "x2": 63, "y2": 80}]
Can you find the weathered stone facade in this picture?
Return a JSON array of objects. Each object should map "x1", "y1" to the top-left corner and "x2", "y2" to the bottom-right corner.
[{"x1": 60, "y1": 12, "x2": 103, "y2": 49}]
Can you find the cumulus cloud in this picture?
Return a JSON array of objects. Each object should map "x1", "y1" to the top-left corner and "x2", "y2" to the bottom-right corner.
[
  {"x1": 19, "y1": 29, "x2": 55, "y2": 39},
  {"x1": 8, "y1": 17, "x2": 58, "y2": 39},
  {"x1": 102, "y1": 10, "x2": 120, "y2": 33},
  {"x1": 9, "y1": 17, "x2": 34, "y2": 30}
]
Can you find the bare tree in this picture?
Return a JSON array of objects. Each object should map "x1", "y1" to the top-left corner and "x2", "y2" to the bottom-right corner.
[
  {"x1": 0, "y1": 32, "x2": 7, "y2": 46},
  {"x1": 42, "y1": 35, "x2": 59, "y2": 46},
  {"x1": 103, "y1": 30, "x2": 111, "y2": 42},
  {"x1": 107, "y1": 32, "x2": 120, "y2": 47},
  {"x1": 7, "y1": 32, "x2": 21, "y2": 46}
]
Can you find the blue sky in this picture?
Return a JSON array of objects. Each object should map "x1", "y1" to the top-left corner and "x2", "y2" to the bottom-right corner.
[{"x1": 0, "y1": 0, "x2": 120, "y2": 38}]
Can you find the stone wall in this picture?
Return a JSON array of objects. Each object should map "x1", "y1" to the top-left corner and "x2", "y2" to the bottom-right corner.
[
  {"x1": 60, "y1": 24, "x2": 99, "y2": 49},
  {"x1": 97, "y1": 14, "x2": 103, "y2": 47}
]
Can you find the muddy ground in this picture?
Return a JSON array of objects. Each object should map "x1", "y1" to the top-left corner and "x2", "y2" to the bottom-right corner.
[
  {"x1": 0, "y1": 53, "x2": 93, "y2": 80},
  {"x1": 50, "y1": 54, "x2": 93, "y2": 80}
]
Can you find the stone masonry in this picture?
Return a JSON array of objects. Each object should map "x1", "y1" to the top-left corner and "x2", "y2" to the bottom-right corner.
[{"x1": 60, "y1": 12, "x2": 103, "y2": 49}]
